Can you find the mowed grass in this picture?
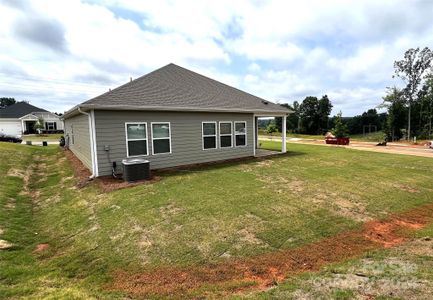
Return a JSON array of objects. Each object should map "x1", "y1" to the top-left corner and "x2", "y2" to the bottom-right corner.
[
  {"x1": 351, "y1": 131, "x2": 386, "y2": 142},
  {"x1": 258, "y1": 129, "x2": 323, "y2": 140},
  {"x1": 1, "y1": 141, "x2": 433, "y2": 298},
  {"x1": 21, "y1": 133, "x2": 63, "y2": 142}
]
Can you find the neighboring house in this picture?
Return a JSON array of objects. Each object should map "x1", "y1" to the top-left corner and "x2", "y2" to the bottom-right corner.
[
  {"x1": 0, "y1": 102, "x2": 64, "y2": 137},
  {"x1": 63, "y1": 63, "x2": 291, "y2": 177}
]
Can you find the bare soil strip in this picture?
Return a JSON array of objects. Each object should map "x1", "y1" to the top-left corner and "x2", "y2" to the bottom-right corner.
[
  {"x1": 109, "y1": 202, "x2": 433, "y2": 298},
  {"x1": 63, "y1": 149, "x2": 92, "y2": 187}
]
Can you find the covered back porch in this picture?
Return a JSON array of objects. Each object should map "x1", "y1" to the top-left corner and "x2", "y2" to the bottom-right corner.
[{"x1": 253, "y1": 113, "x2": 287, "y2": 157}]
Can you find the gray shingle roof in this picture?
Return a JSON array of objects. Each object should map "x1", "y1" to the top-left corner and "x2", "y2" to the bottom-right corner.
[
  {"x1": 76, "y1": 64, "x2": 290, "y2": 115},
  {"x1": 0, "y1": 102, "x2": 47, "y2": 118}
]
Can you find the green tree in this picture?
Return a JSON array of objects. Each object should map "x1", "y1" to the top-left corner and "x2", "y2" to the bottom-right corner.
[
  {"x1": 331, "y1": 112, "x2": 348, "y2": 138},
  {"x1": 299, "y1": 96, "x2": 333, "y2": 134},
  {"x1": 317, "y1": 95, "x2": 333, "y2": 133},
  {"x1": 418, "y1": 76, "x2": 433, "y2": 138},
  {"x1": 393, "y1": 47, "x2": 433, "y2": 140},
  {"x1": 266, "y1": 122, "x2": 278, "y2": 137},
  {"x1": 275, "y1": 102, "x2": 299, "y2": 133},
  {"x1": 380, "y1": 87, "x2": 407, "y2": 141},
  {"x1": 299, "y1": 96, "x2": 319, "y2": 134},
  {"x1": 0, "y1": 97, "x2": 16, "y2": 108},
  {"x1": 33, "y1": 117, "x2": 45, "y2": 134}
]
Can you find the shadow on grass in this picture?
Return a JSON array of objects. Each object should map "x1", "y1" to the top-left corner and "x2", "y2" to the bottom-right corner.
[{"x1": 155, "y1": 150, "x2": 307, "y2": 178}]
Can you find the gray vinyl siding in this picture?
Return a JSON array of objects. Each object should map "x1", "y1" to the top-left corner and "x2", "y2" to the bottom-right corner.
[
  {"x1": 94, "y1": 110, "x2": 254, "y2": 176},
  {"x1": 64, "y1": 114, "x2": 92, "y2": 170}
]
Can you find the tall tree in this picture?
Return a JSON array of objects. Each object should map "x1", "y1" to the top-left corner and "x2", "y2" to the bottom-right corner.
[
  {"x1": 275, "y1": 102, "x2": 299, "y2": 133},
  {"x1": 361, "y1": 109, "x2": 381, "y2": 133},
  {"x1": 418, "y1": 75, "x2": 433, "y2": 138},
  {"x1": 288, "y1": 101, "x2": 301, "y2": 133},
  {"x1": 0, "y1": 97, "x2": 16, "y2": 108},
  {"x1": 317, "y1": 95, "x2": 333, "y2": 133},
  {"x1": 393, "y1": 47, "x2": 433, "y2": 140},
  {"x1": 299, "y1": 96, "x2": 320, "y2": 134},
  {"x1": 299, "y1": 96, "x2": 333, "y2": 134},
  {"x1": 381, "y1": 87, "x2": 407, "y2": 141}
]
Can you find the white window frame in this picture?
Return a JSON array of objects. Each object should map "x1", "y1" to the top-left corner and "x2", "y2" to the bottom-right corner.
[
  {"x1": 46, "y1": 121, "x2": 56, "y2": 130},
  {"x1": 219, "y1": 121, "x2": 233, "y2": 148},
  {"x1": 151, "y1": 122, "x2": 172, "y2": 155},
  {"x1": 202, "y1": 121, "x2": 217, "y2": 150},
  {"x1": 125, "y1": 122, "x2": 149, "y2": 157},
  {"x1": 234, "y1": 121, "x2": 247, "y2": 147}
]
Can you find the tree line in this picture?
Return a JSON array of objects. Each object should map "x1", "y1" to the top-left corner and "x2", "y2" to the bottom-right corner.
[
  {"x1": 0, "y1": 97, "x2": 16, "y2": 108},
  {"x1": 266, "y1": 47, "x2": 433, "y2": 141},
  {"x1": 382, "y1": 47, "x2": 433, "y2": 140}
]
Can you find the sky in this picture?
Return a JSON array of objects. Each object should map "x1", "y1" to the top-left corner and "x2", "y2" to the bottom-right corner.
[{"x1": 1, "y1": 0, "x2": 432, "y2": 116}]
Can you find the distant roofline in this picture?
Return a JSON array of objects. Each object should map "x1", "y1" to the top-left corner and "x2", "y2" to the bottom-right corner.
[
  {"x1": 18, "y1": 111, "x2": 59, "y2": 120},
  {"x1": 63, "y1": 104, "x2": 291, "y2": 119}
]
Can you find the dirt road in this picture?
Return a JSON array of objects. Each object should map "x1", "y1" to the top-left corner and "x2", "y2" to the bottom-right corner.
[{"x1": 260, "y1": 136, "x2": 433, "y2": 158}]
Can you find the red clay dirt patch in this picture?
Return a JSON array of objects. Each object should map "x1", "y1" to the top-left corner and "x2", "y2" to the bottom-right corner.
[
  {"x1": 94, "y1": 175, "x2": 161, "y2": 193},
  {"x1": 33, "y1": 243, "x2": 49, "y2": 253},
  {"x1": 64, "y1": 149, "x2": 161, "y2": 191},
  {"x1": 63, "y1": 149, "x2": 92, "y2": 187},
  {"x1": 109, "y1": 202, "x2": 433, "y2": 298}
]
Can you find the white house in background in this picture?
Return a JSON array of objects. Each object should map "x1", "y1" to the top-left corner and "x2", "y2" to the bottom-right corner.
[{"x1": 0, "y1": 102, "x2": 64, "y2": 137}]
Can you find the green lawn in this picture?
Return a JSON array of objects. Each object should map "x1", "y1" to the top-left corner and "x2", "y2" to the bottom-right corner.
[
  {"x1": 1, "y1": 141, "x2": 433, "y2": 298},
  {"x1": 21, "y1": 133, "x2": 63, "y2": 142},
  {"x1": 351, "y1": 131, "x2": 386, "y2": 142},
  {"x1": 259, "y1": 129, "x2": 323, "y2": 140}
]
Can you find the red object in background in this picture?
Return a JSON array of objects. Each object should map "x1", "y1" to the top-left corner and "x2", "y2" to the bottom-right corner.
[{"x1": 325, "y1": 137, "x2": 350, "y2": 145}]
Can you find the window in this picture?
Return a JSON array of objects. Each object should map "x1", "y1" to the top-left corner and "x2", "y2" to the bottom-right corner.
[
  {"x1": 202, "y1": 122, "x2": 217, "y2": 150},
  {"x1": 125, "y1": 123, "x2": 148, "y2": 157},
  {"x1": 152, "y1": 122, "x2": 171, "y2": 154},
  {"x1": 219, "y1": 122, "x2": 232, "y2": 148},
  {"x1": 235, "y1": 121, "x2": 247, "y2": 147},
  {"x1": 46, "y1": 122, "x2": 56, "y2": 130}
]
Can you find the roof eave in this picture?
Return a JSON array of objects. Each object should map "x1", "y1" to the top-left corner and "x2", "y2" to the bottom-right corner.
[
  {"x1": 62, "y1": 104, "x2": 292, "y2": 118},
  {"x1": 62, "y1": 105, "x2": 81, "y2": 120}
]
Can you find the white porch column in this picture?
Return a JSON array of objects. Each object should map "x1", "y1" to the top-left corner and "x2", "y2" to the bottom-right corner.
[
  {"x1": 282, "y1": 115, "x2": 287, "y2": 153},
  {"x1": 253, "y1": 115, "x2": 256, "y2": 156}
]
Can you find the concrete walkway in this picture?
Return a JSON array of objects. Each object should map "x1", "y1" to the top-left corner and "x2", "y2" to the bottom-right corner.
[
  {"x1": 254, "y1": 149, "x2": 282, "y2": 157},
  {"x1": 20, "y1": 141, "x2": 59, "y2": 146}
]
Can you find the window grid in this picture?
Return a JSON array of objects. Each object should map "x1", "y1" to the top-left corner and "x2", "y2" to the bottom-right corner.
[
  {"x1": 219, "y1": 121, "x2": 233, "y2": 148},
  {"x1": 234, "y1": 121, "x2": 247, "y2": 147},
  {"x1": 125, "y1": 122, "x2": 148, "y2": 157},
  {"x1": 151, "y1": 122, "x2": 172, "y2": 155},
  {"x1": 202, "y1": 121, "x2": 217, "y2": 150},
  {"x1": 46, "y1": 122, "x2": 56, "y2": 130}
]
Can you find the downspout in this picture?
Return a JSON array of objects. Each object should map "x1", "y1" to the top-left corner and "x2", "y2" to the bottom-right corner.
[{"x1": 78, "y1": 107, "x2": 97, "y2": 179}]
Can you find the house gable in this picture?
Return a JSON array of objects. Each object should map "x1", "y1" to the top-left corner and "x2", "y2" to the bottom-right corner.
[{"x1": 0, "y1": 102, "x2": 48, "y2": 119}]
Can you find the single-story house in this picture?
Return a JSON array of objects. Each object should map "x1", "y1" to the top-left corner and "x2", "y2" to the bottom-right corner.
[
  {"x1": 63, "y1": 64, "x2": 291, "y2": 177},
  {"x1": 0, "y1": 102, "x2": 64, "y2": 137}
]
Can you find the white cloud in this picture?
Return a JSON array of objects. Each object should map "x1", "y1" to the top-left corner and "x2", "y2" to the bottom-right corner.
[
  {"x1": 247, "y1": 63, "x2": 261, "y2": 72},
  {"x1": 0, "y1": 0, "x2": 433, "y2": 115}
]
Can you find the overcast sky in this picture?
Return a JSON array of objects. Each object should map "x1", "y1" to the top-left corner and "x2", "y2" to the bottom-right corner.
[{"x1": 1, "y1": 0, "x2": 432, "y2": 116}]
